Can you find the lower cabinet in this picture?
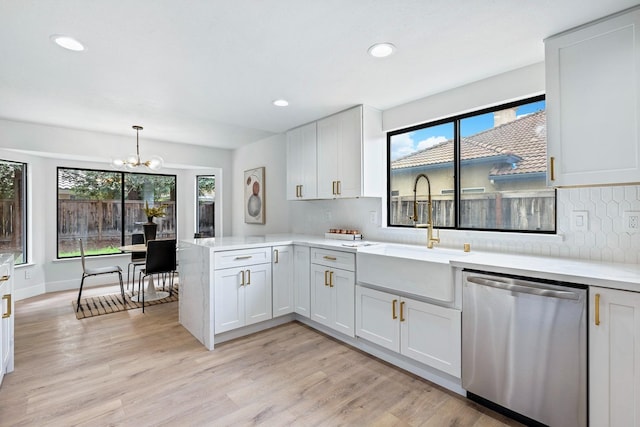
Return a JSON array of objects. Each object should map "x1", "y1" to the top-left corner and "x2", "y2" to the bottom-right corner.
[
  {"x1": 310, "y1": 248, "x2": 355, "y2": 337},
  {"x1": 272, "y1": 245, "x2": 294, "y2": 317},
  {"x1": 293, "y1": 246, "x2": 311, "y2": 317},
  {"x1": 590, "y1": 286, "x2": 640, "y2": 427},
  {"x1": 0, "y1": 256, "x2": 14, "y2": 388},
  {"x1": 356, "y1": 285, "x2": 461, "y2": 377},
  {"x1": 214, "y1": 262, "x2": 272, "y2": 334}
]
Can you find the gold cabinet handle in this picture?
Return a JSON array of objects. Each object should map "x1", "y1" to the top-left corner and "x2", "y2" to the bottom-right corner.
[
  {"x1": 400, "y1": 301, "x2": 405, "y2": 322},
  {"x1": 0, "y1": 275, "x2": 10, "y2": 282},
  {"x1": 324, "y1": 270, "x2": 329, "y2": 286},
  {"x1": 332, "y1": 181, "x2": 337, "y2": 195},
  {"x1": 595, "y1": 293, "x2": 600, "y2": 326},
  {"x1": 550, "y1": 156, "x2": 556, "y2": 181},
  {"x1": 329, "y1": 271, "x2": 334, "y2": 288},
  {"x1": 274, "y1": 249, "x2": 279, "y2": 264},
  {"x1": 392, "y1": 299, "x2": 398, "y2": 320},
  {"x1": 323, "y1": 255, "x2": 337, "y2": 261},
  {"x1": 2, "y1": 294, "x2": 10, "y2": 319},
  {"x1": 246, "y1": 269, "x2": 251, "y2": 285},
  {"x1": 298, "y1": 185, "x2": 303, "y2": 198},
  {"x1": 234, "y1": 255, "x2": 252, "y2": 260},
  {"x1": 336, "y1": 180, "x2": 341, "y2": 195},
  {"x1": 240, "y1": 270, "x2": 245, "y2": 286}
]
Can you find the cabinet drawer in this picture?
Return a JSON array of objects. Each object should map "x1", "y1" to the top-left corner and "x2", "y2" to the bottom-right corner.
[
  {"x1": 214, "y1": 247, "x2": 272, "y2": 269},
  {"x1": 310, "y1": 248, "x2": 355, "y2": 271}
]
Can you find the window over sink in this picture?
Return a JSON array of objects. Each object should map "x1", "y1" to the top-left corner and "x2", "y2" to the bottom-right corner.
[{"x1": 387, "y1": 95, "x2": 555, "y2": 233}]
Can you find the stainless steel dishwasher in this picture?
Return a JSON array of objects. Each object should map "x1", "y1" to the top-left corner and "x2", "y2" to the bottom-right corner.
[{"x1": 462, "y1": 270, "x2": 587, "y2": 427}]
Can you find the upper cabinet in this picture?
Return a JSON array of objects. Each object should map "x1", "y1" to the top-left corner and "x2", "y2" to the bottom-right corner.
[
  {"x1": 286, "y1": 105, "x2": 384, "y2": 200},
  {"x1": 286, "y1": 122, "x2": 318, "y2": 200},
  {"x1": 545, "y1": 6, "x2": 640, "y2": 187}
]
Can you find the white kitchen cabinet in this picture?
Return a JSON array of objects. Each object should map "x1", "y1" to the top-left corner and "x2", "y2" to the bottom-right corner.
[
  {"x1": 293, "y1": 245, "x2": 311, "y2": 318},
  {"x1": 315, "y1": 105, "x2": 384, "y2": 199},
  {"x1": 272, "y1": 245, "x2": 294, "y2": 317},
  {"x1": 286, "y1": 122, "x2": 317, "y2": 200},
  {"x1": 545, "y1": 6, "x2": 640, "y2": 187},
  {"x1": 214, "y1": 248, "x2": 272, "y2": 334},
  {"x1": 356, "y1": 286, "x2": 461, "y2": 377},
  {"x1": 309, "y1": 248, "x2": 355, "y2": 337},
  {"x1": 0, "y1": 255, "x2": 14, "y2": 387},
  {"x1": 590, "y1": 286, "x2": 640, "y2": 427}
]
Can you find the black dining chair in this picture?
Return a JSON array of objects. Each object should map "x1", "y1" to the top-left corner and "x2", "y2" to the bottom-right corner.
[
  {"x1": 137, "y1": 239, "x2": 177, "y2": 313},
  {"x1": 76, "y1": 238, "x2": 125, "y2": 312},
  {"x1": 126, "y1": 233, "x2": 146, "y2": 291}
]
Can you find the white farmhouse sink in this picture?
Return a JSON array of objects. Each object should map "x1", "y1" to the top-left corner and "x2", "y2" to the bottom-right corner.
[{"x1": 357, "y1": 243, "x2": 470, "y2": 302}]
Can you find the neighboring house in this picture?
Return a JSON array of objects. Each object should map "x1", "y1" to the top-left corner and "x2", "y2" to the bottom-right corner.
[{"x1": 390, "y1": 110, "x2": 555, "y2": 230}]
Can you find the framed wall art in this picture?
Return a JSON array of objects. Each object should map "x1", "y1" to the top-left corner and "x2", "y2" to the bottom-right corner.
[{"x1": 244, "y1": 167, "x2": 265, "y2": 224}]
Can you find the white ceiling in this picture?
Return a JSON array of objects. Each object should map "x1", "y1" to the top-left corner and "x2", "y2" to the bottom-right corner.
[{"x1": 1, "y1": 0, "x2": 638, "y2": 150}]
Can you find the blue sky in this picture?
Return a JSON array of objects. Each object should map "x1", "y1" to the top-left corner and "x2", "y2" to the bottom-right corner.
[{"x1": 390, "y1": 100, "x2": 545, "y2": 160}]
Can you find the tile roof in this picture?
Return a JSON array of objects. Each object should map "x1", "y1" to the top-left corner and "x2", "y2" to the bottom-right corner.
[{"x1": 391, "y1": 111, "x2": 547, "y2": 178}]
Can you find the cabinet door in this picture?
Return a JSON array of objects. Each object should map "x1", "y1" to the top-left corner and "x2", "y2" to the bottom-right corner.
[
  {"x1": 335, "y1": 106, "x2": 362, "y2": 198},
  {"x1": 331, "y1": 268, "x2": 355, "y2": 337},
  {"x1": 214, "y1": 267, "x2": 245, "y2": 333},
  {"x1": 400, "y1": 298, "x2": 461, "y2": 377},
  {"x1": 310, "y1": 264, "x2": 332, "y2": 327},
  {"x1": 244, "y1": 263, "x2": 272, "y2": 326},
  {"x1": 0, "y1": 280, "x2": 7, "y2": 385},
  {"x1": 355, "y1": 286, "x2": 399, "y2": 352},
  {"x1": 272, "y1": 246, "x2": 294, "y2": 317},
  {"x1": 286, "y1": 123, "x2": 317, "y2": 200},
  {"x1": 316, "y1": 114, "x2": 340, "y2": 198},
  {"x1": 293, "y1": 246, "x2": 311, "y2": 317},
  {"x1": 590, "y1": 287, "x2": 640, "y2": 427},
  {"x1": 546, "y1": 8, "x2": 640, "y2": 186}
]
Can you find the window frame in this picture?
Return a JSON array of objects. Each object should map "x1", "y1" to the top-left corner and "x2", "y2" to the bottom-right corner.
[
  {"x1": 0, "y1": 159, "x2": 27, "y2": 264},
  {"x1": 386, "y1": 94, "x2": 556, "y2": 234},
  {"x1": 56, "y1": 166, "x2": 177, "y2": 259}
]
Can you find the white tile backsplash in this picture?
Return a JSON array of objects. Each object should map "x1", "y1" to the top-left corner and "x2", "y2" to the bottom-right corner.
[{"x1": 289, "y1": 185, "x2": 640, "y2": 264}]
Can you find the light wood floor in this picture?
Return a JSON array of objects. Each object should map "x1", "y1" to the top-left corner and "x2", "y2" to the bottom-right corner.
[{"x1": 0, "y1": 285, "x2": 522, "y2": 426}]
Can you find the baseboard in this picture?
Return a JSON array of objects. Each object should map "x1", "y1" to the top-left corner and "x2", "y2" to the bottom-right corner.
[{"x1": 14, "y1": 282, "x2": 46, "y2": 300}]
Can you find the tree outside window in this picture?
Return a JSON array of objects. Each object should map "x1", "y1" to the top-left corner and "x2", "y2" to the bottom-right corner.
[{"x1": 0, "y1": 160, "x2": 26, "y2": 264}]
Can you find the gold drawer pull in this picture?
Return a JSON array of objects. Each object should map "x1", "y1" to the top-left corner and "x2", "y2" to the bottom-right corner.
[
  {"x1": 240, "y1": 270, "x2": 245, "y2": 286},
  {"x1": 274, "y1": 249, "x2": 279, "y2": 264},
  {"x1": 2, "y1": 294, "x2": 11, "y2": 318},
  {"x1": 595, "y1": 293, "x2": 600, "y2": 326},
  {"x1": 0, "y1": 275, "x2": 10, "y2": 282},
  {"x1": 324, "y1": 270, "x2": 329, "y2": 286},
  {"x1": 323, "y1": 255, "x2": 337, "y2": 261},
  {"x1": 234, "y1": 255, "x2": 252, "y2": 260},
  {"x1": 246, "y1": 269, "x2": 251, "y2": 285},
  {"x1": 400, "y1": 301, "x2": 405, "y2": 322},
  {"x1": 392, "y1": 299, "x2": 398, "y2": 319},
  {"x1": 549, "y1": 156, "x2": 556, "y2": 181},
  {"x1": 329, "y1": 271, "x2": 334, "y2": 288}
]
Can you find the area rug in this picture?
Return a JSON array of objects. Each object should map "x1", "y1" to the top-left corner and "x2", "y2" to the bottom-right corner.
[{"x1": 72, "y1": 284, "x2": 179, "y2": 319}]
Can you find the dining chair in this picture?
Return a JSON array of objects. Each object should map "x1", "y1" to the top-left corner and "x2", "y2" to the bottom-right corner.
[
  {"x1": 137, "y1": 239, "x2": 177, "y2": 313},
  {"x1": 76, "y1": 238, "x2": 125, "y2": 312},
  {"x1": 126, "y1": 233, "x2": 146, "y2": 290}
]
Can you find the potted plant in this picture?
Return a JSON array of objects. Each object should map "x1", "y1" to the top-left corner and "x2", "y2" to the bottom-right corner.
[{"x1": 142, "y1": 201, "x2": 166, "y2": 242}]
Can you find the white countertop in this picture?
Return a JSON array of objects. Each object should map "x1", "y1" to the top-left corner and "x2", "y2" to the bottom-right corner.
[
  {"x1": 183, "y1": 233, "x2": 377, "y2": 253},
  {"x1": 182, "y1": 234, "x2": 640, "y2": 292}
]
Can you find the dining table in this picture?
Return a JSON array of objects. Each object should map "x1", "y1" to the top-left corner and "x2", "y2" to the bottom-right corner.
[{"x1": 118, "y1": 244, "x2": 170, "y2": 303}]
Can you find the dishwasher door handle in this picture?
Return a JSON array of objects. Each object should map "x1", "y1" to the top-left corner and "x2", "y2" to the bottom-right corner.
[{"x1": 466, "y1": 276, "x2": 581, "y2": 300}]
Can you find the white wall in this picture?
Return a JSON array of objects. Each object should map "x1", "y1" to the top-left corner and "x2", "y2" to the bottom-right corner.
[
  {"x1": 231, "y1": 133, "x2": 290, "y2": 236},
  {"x1": 0, "y1": 118, "x2": 234, "y2": 298}
]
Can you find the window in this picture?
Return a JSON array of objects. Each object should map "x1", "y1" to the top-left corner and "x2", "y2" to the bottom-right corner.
[
  {"x1": 0, "y1": 160, "x2": 26, "y2": 264},
  {"x1": 57, "y1": 168, "x2": 176, "y2": 258},
  {"x1": 388, "y1": 95, "x2": 555, "y2": 232},
  {"x1": 196, "y1": 175, "x2": 215, "y2": 237}
]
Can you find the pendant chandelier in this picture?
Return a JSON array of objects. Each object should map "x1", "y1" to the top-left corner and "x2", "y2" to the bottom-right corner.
[{"x1": 112, "y1": 125, "x2": 163, "y2": 171}]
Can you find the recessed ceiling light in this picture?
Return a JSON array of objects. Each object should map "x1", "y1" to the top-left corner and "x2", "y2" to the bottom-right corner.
[
  {"x1": 368, "y1": 42, "x2": 396, "y2": 58},
  {"x1": 50, "y1": 34, "x2": 85, "y2": 52},
  {"x1": 273, "y1": 99, "x2": 289, "y2": 107}
]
